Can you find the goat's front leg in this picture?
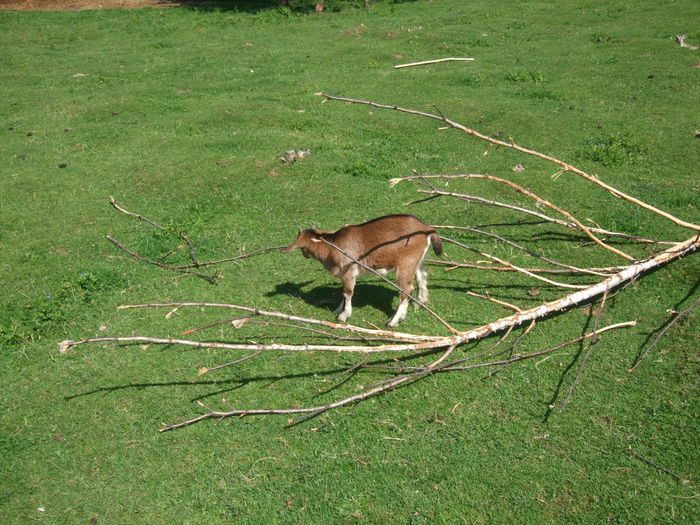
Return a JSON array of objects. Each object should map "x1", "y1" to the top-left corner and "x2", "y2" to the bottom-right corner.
[{"x1": 335, "y1": 269, "x2": 357, "y2": 323}]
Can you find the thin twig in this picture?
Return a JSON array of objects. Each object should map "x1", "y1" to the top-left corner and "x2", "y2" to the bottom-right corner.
[
  {"x1": 420, "y1": 173, "x2": 637, "y2": 261},
  {"x1": 106, "y1": 236, "x2": 219, "y2": 284},
  {"x1": 110, "y1": 196, "x2": 201, "y2": 265},
  {"x1": 174, "y1": 246, "x2": 287, "y2": 269},
  {"x1": 435, "y1": 224, "x2": 613, "y2": 277},
  {"x1": 405, "y1": 186, "x2": 674, "y2": 245},
  {"x1": 431, "y1": 258, "x2": 624, "y2": 275},
  {"x1": 394, "y1": 57, "x2": 475, "y2": 69},
  {"x1": 364, "y1": 321, "x2": 633, "y2": 374},
  {"x1": 627, "y1": 447, "x2": 687, "y2": 482},
  {"x1": 629, "y1": 294, "x2": 700, "y2": 372},
  {"x1": 467, "y1": 291, "x2": 522, "y2": 312}
]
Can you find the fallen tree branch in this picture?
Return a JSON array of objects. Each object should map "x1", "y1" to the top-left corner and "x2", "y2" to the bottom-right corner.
[
  {"x1": 109, "y1": 196, "x2": 284, "y2": 281},
  {"x1": 320, "y1": 93, "x2": 700, "y2": 232},
  {"x1": 441, "y1": 235, "x2": 591, "y2": 290},
  {"x1": 435, "y1": 224, "x2": 613, "y2": 277},
  {"x1": 429, "y1": 258, "x2": 626, "y2": 275},
  {"x1": 62, "y1": 96, "x2": 699, "y2": 431},
  {"x1": 398, "y1": 176, "x2": 676, "y2": 245},
  {"x1": 60, "y1": 233, "x2": 699, "y2": 429}
]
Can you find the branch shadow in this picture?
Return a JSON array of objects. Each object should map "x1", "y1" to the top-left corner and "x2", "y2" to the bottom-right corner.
[
  {"x1": 63, "y1": 344, "x2": 449, "y2": 407},
  {"x1": 540, "y1": 309, "x2": 593, "y2": 424}
]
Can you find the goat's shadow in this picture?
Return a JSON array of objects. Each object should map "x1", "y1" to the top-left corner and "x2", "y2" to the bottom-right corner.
[{"x1": 266, "y1": 280, "x2": 397, "y2": 317}]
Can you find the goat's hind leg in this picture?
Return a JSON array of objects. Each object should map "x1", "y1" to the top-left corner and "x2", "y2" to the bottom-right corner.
[
  {"x1": 387, "y1": 266, "x2": 416, "y2": 327},
  {"x1": 413, "y1": 260, "x2": 429, "y2": 311}
]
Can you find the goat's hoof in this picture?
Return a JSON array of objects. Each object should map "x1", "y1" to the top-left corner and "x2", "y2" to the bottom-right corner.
[{"x1": 337, "y1": 314, "x2": 349, "y2": 323}]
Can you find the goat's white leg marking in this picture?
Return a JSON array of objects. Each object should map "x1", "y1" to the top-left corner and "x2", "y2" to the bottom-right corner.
[
  {"x1": 387, "y1": 296, "x2": 410, "y2": 327},
  {"x1": 413, "y1": 242, "x2": 430, "y2": 309},
  {"x1": 387, "y1": 264, "x2": 416, "y2": 327},
  {"x1": 415, "y1": 261, "x2": 428, "y2": 308},
  {"x1": 336, "y1": 267, "x2": 357, "y2": 323}
]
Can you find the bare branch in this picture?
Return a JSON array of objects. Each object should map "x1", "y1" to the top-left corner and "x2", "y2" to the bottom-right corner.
[
  {"x1": 414, "y1": 173, "x2": 637, "y2": 261},
  {"x1": 435, "y1": 224, "x2": 613, "y2": 277},
  {"x1": 441, "y1": 236, "x2": 591, "y2": 289},
  {"x1": 431, "y1": 258, "x2": 625, "y2": 275},
  {"x1": 405, "y1": 185, "x2": 674, "y2": 245},
  {"x1": 628, "y1": 447, "x2": 688, "y2": 483},
  {"x1": 320, "y1": 94, "x2": 700, "y2": 232},
  {"x1": 106, "y1": 235, "x2": 219, "y2": 284}
]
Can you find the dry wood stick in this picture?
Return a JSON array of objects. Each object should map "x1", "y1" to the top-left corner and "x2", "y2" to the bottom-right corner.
[
  {"x1": 627, "y1": 447, "x2": 687, "y2": 482},
  {"x1": 110, "y1": 196, "x2": 283, "y2": 275},
  {"x1": 160, "y1": 342, "x2": 460, "y2": 431},
  {"x1": 319, "y1": 94, "x2": 700, "y2": 232},
  {"x1": 394, "y1": 57, "x2": 475, "y2": 69},
  {"x1": 174, "y1": 246, "x2": 287, "y2": 269},
  {"x1": 60, "y1": 235, "x2": 699, "y2": 429},
  {"x1": 354, "y1": 321, "x2": 631, "y2": 373},
  {"x1": 467, "y1": 291, "x2": 523, "y2": 312},
  {"x1": 431, "y1": 259, "x2": 624, "y2": 275},
  {"x1": 110, "y1": 196, "x2": 200, "y2": 264},
  {"x1": 58, "y1": 334, "x2": 455, "y2": 355},
  {"x1": 123, "y1": 302, "x2": 443, "y2": 342},
  {"x1": 629, "y1": 294, "x2": 700, "y2": 372}
]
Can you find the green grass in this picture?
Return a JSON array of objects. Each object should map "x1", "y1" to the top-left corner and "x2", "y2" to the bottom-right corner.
[{"x1": 1, "y1": 0, "x2": 699, "y2": 522}]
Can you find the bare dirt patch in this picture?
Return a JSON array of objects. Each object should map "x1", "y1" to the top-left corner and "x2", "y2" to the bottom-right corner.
[{"x1": 0, "y1": 0, "x2": 194, "y2": 10}]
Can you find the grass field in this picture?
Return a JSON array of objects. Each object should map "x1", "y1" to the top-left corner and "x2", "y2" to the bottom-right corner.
[{"x1": 1, "y1": 0, "x2": 699, "y2": 522}]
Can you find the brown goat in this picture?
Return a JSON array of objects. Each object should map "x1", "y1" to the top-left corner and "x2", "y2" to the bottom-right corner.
[{"x1": 281, "y1": 214, "x2": 442, "y2": 327}]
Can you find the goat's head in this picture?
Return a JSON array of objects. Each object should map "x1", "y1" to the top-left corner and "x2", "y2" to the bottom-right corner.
[{"x1": 281, "y1": 229, "x2": 323, "y2": 257}]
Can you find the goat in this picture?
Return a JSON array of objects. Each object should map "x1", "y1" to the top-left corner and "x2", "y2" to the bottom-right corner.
[{"x1": 281, "y1": 214, "x2": 442, "y2": 327}]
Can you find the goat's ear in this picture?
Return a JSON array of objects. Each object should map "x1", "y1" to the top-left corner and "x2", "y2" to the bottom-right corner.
[{"x1": 310, "y1": 238, "x2": 321, "y2": 243}]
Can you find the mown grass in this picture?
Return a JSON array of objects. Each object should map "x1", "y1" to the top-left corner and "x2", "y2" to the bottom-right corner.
[{"x1": 1, "y1": 0, "x2": 699, "y2": 523}]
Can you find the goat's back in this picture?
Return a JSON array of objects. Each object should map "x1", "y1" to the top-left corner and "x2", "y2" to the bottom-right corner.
[{"x1": 331, "y1": 214, "x2": 438, "y2": 267}]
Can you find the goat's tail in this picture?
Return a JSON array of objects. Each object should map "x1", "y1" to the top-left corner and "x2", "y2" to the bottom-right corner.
[{"x1": 430, "y1": 232, "x2": 443, "y2": 256}]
